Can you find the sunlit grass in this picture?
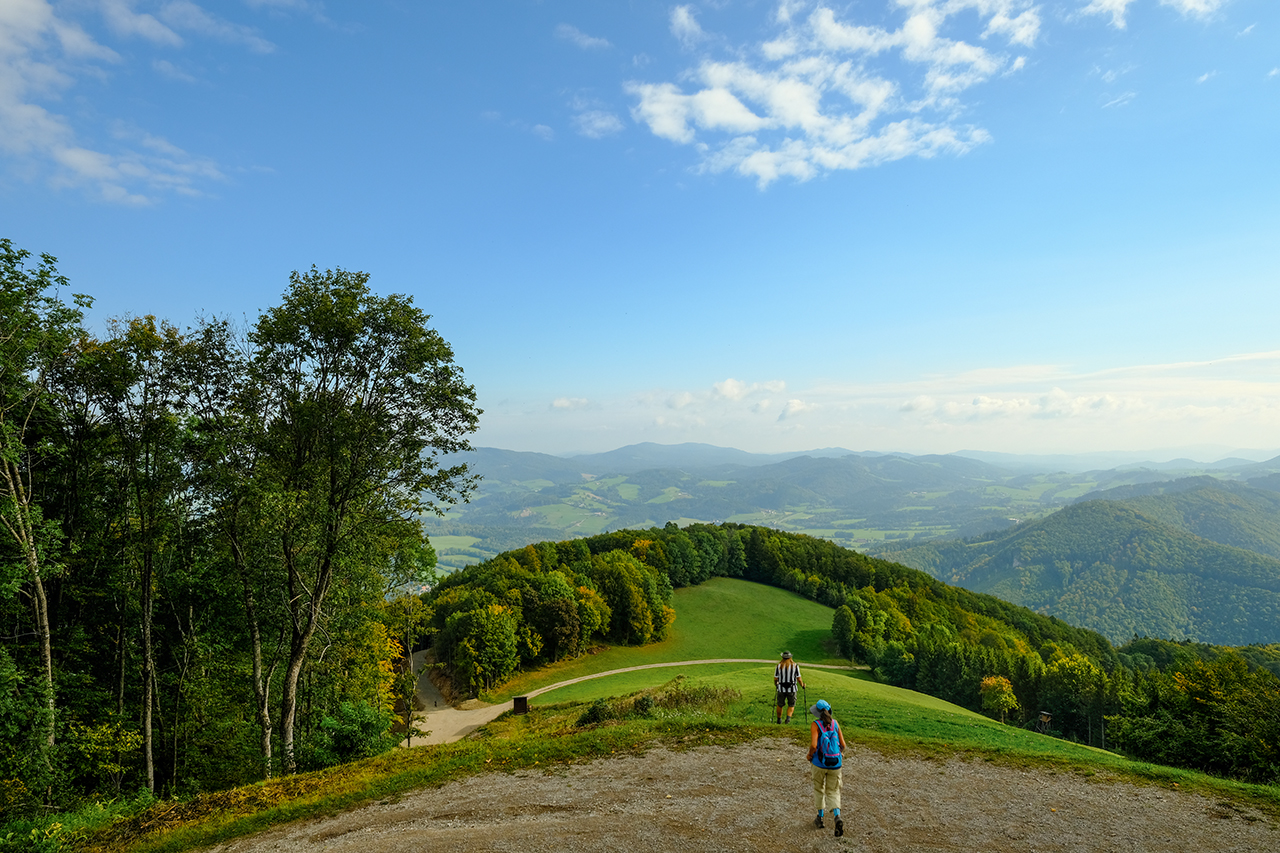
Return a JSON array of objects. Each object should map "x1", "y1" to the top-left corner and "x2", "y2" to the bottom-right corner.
[{"x1": 487, "y1": 578, "x2": 848, "y2": 703}]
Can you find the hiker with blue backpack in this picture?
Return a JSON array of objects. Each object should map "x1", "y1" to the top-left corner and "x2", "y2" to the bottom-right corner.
[
  {"x1": 807, "y1": 698, "x2": 848, "y2": 837},
  {"x1": 774, "y1": 651, "x2": 806, "y2": 724}
]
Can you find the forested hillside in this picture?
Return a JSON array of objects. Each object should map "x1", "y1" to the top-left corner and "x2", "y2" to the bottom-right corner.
[
  {"x1": 1, "y1": 243, "x2": 477, "y2": 820},
  {"x1": 428, "y1": 522, "x2": 1280, "y2": 784},
  {"x1": 1078, "y1": 477, "x2": 1280, "y2": 558},
  {"x1": 886, "y1": 489, "x2": 1280, "y2": 645}
]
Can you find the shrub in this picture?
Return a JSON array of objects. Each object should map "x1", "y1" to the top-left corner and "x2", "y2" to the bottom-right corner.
[{"x1": 575, "y1": 699, "x2": 614, "y2": 727}]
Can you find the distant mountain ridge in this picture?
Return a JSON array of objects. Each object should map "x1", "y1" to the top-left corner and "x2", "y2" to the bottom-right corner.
[{"x1": 882, "y1": 479, "x2": 1280, "y2": 645}]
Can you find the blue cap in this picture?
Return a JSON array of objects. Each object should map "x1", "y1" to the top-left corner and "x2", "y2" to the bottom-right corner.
[{"x1": 810, "y1": 699, "x2": 831, "y2": 715}]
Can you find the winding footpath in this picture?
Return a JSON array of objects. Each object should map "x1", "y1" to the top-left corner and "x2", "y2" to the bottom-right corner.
[{"x1": 402, "y1": 655, "x2": 861, "y2": 746}]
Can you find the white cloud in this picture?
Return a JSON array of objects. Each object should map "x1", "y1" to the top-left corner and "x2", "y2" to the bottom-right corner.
[
  {"x1": 1196, "y1": 70, "x2": 1216, "y2": 83},
  {"x1": 552, "y1": 397, "x2": 590, "y2": 410},
  {"x1": 777, "y1": 399, "x2": 816, "y2": 420},
  {"x1": 1270, "y1": 68, "x2": 1279, "y2": 78},
  {"x1": 1160, "y1": 0, "x2": 1228, "y2": 17},
  {"x1": 1102, "y1": 91, "x2": 1137, "y2": 107},
  {"x1": 1081, "y1": 0, "x2": 1138, "y2": 29},
  {"x1": 713, "y1": 378, "x2": 785, "y2": 400},
  {"x1": 668, "y1": 391, "x2": 696, "y2": 409},
  {"x1": 628, "y1": 1, "x2": 1037, "y2": 186},
  {"x1": 556, "y1": 23, "x2": 612, "y2": 50},
  {"x1": 531, "y1": 124, "x2": 555, "y2": 141},
  {"x1": 1237, "y1": 23, "x2": 1255, "y2": 36},
  {"x1": 573, "y1": 110, "x2": 624, "y2": 138},
  {"x1": 670, "y1": 5, "x2": 707, "y2": 49}
]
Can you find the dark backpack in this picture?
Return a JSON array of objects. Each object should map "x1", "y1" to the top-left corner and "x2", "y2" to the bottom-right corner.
[{"x1": 816, "y1": 720, "x2": 841, "y2": 768}]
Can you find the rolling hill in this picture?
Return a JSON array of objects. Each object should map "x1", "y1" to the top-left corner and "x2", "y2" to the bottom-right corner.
[{"x1": 882, "y1": 496, "x2": 1280, "y2": 645}]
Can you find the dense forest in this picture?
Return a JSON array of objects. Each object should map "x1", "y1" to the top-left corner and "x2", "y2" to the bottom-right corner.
[
  {"x1": 0, "y1": 241, "x2": 478, "y2": 820},
  {"x1": 883, "y1": 491, "x2": 1280, "y2": 645},
  {"x1": 430, "y1": 522, "x2": 1280, "y2": 784}
]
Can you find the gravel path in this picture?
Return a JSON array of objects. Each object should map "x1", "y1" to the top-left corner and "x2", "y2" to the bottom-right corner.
[
  {"x1": 211, "y1": 739, "x2": 1277, "y2": 853},
  {"x1": 404, "y1": 657, "x2": 857, "y2": 746}
]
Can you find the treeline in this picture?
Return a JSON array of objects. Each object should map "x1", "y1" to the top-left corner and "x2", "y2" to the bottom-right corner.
[
  {"x1": 432, "y1": 522, "x2": 1280, "y2": 784},
  {"x1": 0, "y1": 241, "x2": 478, "y2": 821}
]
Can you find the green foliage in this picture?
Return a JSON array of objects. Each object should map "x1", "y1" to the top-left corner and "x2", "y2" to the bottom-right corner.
[
  {"x1": 575, "y1": 698, "x2": 614, "y2": 727},
  {"x1": 296, "y1": 703, "x2": 398, "y2": 773},
  {"x1": 979, "y1": 675, "x2": 1019, "y2": 723},
  {"x1": 1107, "y1": 655, "x2": 1280, "y2": 783},
  {"x1": 831, "y1": 605, "x2": 856, "y2": 659},
  {"x1": 0, "y1": 243, "x2": 479, "y2": 815}
]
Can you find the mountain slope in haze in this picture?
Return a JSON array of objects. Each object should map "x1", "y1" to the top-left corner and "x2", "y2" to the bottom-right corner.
[
  {"x1": 1076, "y1": 477, "x2": 1280, "y2": 559},
  {"x1": 883, "y1": 500, "x2": 1280, "y2": 645}
]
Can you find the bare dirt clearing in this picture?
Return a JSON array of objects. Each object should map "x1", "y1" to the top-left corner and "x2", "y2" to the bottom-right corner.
[{"x1": 211, "y1": 739, "x2": 1275, "y2": 853}]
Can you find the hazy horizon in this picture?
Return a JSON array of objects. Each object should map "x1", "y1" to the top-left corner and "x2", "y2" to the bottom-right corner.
[{"x1": 474, "y1": 440, "x2": 1280, "y2": 467}]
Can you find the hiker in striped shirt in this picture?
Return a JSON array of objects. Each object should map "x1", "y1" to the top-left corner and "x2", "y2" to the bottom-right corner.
[{"x1": 774, "y1": 651, "x2": 806, "y2": 724}]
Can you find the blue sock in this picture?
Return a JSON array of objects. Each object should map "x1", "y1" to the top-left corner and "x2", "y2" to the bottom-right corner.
[
  {"x1": 833, "y1": 808, "x2": 840, "y2": 818},
  {"x1": 817, "y1": 810, "x2": 824, "y2": 818}
]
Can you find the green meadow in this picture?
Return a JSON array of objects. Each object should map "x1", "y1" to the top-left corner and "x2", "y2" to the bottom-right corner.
[{"x1": 488, "y1": 578, "x2": 850, "y2": 702}]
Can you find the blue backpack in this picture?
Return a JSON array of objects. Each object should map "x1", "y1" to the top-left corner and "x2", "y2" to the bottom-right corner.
[{"x1": 816, "y1": 720, "x2": 842, "y2": 768}]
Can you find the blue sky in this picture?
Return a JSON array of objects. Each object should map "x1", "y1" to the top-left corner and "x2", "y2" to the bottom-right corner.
[{"x1": 2, "y1": 1, "x2": 1278, "y2": 458}]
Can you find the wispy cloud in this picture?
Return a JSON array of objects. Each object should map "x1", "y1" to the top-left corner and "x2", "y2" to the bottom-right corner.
[
  {"x1": 573, "y1": 110, "x2": 624, "y2": 138},
  {"x1": 0, "y1": 0, "x2": 277, "y2": 202},
  {"x1": 1160, "y1": 0, "x2": 1228, "y2": 18},
  {"x1": 556, "y1": 23, "x2": 612, "y2": 50},
  {"x1": 777, "y1": 399, "x2": 816, "y2": 421},
  {"x1": 627, "y1": 1, "x2": 1038, "y2": 187},
  {"x1": 670, "y1": 5, "x2": 708, "y2": 49},
  {"x1": 1083, "y1": 0, "x2": 1228, "y2": 30},
  {"x1": 158, "y1": 1, "x2": 275, "y2": 54},
  {"x1": 483, "y1": 110, "x2": 556, "y2": 141},
  {"x1": 152, "y1": 58, "x2": 196, "y2": 82},
  {"x1": 552, "y1": 397, "x2": 590, "y2": 410},
  {"x1": 1081, "y1": 0, "x2": 1139, "y2": 29},
  {"x1": 1103, "y1": 91, "x2": 1137, "y2": 108},
  {"x1": 1196, "y1": 70, "x2": 1216, "y2": 83}
]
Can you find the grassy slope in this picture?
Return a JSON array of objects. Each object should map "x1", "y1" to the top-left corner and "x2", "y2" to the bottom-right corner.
[
  {"x1": 90, "y1": 577, "x2": 1280, "y2": 853},
  {"x1": 488, "y1": 578, "x2": 849, "y2": 702}
]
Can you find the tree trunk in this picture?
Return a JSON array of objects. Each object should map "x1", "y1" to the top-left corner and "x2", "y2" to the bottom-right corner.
[
  {"x1": 0, "y1": 455, "x2": 57, "y2": 754},
  {"x1": 232, "y1": 534, "x2": 276, "y2": 779},
  {"x1": 278, "y1": 542, "x2": 332, "y2": 775},
  {"x1": 141, "y1": 547, "x2": 155, "y2": 792}
]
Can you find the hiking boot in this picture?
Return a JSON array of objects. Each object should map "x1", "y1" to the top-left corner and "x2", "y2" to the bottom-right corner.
[
  {"x1": 834, "y1": 817, "x2": 844, "y2": 837},
  {"x1": 814, "y1": 815, "x2": 824, "y2": 829}
]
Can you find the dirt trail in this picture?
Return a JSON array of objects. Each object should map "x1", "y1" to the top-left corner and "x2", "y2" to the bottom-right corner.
[
  {"x1": 213, "y1": 739, "x2": 1277, "y2": 853},
  {"x1": 403, "y1": 657, "x2": 856, "y2": 746}
]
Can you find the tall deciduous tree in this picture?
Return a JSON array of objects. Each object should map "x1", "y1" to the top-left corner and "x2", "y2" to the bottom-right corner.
[
  {"x1": 250, "y1": 267, "x2": 479, "y2": 772},
  {"x1": 0, "y1": 240, "x2": 87, "y2": 767},
  {"x1": 94, "y1": 316, "x2": 189, "y2": 792}
]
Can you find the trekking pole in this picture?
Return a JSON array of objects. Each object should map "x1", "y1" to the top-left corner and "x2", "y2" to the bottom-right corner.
[{"x1": 803, "y1": 684, "x2": 808, "y2": 718}]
